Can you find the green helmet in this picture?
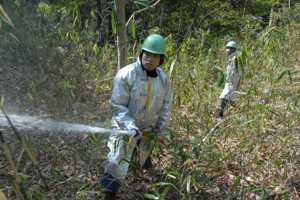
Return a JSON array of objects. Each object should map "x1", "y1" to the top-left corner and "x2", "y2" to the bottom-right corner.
[
  {"x1": 226, "y1": 41, "x2": 237, "y2": 49},
  {"x1": 142, "y1": 34, "x2": 166, "y2": 55}
]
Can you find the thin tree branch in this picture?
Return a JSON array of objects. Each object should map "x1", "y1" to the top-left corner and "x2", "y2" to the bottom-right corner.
[
  {"x1": 0, "y1": 5, "x2": 15, "y2": 29},
  {"x1": 126, "y1": 0, "x2": 161, "y2": 28}
]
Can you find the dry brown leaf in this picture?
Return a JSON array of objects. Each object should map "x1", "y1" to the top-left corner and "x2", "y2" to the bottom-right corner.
[{"x1": 0, "y1": 190, "x2": 7, "y2": 200}]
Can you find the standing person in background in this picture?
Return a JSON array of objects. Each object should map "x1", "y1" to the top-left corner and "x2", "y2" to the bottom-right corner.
[
  {"x1": 100, "y1": 34, "x2": 172, "y2": 200},
  {"x1": 215, "y1": 41, "x2": 242, "y2": 118}
]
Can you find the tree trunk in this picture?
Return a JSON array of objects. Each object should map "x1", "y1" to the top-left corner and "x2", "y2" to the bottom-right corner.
[
  {"x1": 96, "y1": 0, "x2": 105, "y2": 47},
  {"x1": 115, "y1": 0, "x2": 127, "y2": 70}
]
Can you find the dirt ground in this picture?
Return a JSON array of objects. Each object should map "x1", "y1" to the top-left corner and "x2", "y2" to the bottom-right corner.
[{"x1": 0, "y1": 126, "x2": 176, "y2": 200}]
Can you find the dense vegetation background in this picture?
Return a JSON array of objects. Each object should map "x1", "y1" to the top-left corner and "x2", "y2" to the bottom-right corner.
[{"x1": 0, "y1": 0, "x2": 300, "y2": 199}]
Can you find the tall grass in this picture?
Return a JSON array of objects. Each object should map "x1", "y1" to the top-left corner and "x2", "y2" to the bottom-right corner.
[{"x1": 145, "y1": 13, "x2": 300, "y2": 200}]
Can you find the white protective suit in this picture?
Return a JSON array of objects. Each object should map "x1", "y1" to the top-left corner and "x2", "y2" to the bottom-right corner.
[
  {"x1": 219, "y1": 53, "x2": 242, "y2": 101},
  {"x1": 105, "y1": 58, "x2": 172, "y2": 181}
]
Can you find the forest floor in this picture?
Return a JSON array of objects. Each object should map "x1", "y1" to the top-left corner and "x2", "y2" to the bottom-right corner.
[{"x1": 0, "y1": 128, "x2": 173, "y2": 200}]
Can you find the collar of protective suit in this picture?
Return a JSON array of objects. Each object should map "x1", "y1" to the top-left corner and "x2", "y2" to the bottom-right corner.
[{"x1": 228, "y1": 52, "x2": 236, "y2": 61}]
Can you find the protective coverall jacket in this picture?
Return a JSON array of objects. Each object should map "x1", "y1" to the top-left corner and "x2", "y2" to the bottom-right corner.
[
  {"x1": 104, "y1": 58, "x2": 172, "y2": 182},
  {"x1": 219, "y1": 53, "x2": 241, "y2": 101}
]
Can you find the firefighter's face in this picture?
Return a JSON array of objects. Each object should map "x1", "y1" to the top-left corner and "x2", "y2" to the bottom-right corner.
[
  {"x1": 226, "y1": 47, "x2": 235, "y2": 56},
  {"x1": 142, "y1": 51, "x2": 161, "y2": 71}
]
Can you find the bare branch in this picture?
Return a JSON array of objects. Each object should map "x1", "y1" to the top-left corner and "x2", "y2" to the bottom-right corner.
[{"x1": 126, "y1": 0, "x2": 161, "y2": 28}]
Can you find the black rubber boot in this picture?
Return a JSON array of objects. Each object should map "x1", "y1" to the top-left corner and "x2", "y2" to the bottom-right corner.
[
  {"x1": 104, "y1": 191, "x2": 116, "y2": 200},
  {"x1": 142, "y1": 156, "x2": 153, "y2": 170},
  {"x1": 100, "y1": 173, "x2": 121, "y2": 199}
]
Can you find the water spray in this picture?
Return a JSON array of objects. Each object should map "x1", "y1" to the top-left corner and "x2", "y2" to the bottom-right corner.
[{"x1": 0, "y1": 113, "x2": 135, "y2": 137}]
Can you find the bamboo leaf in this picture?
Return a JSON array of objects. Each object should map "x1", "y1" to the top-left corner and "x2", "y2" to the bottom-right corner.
[
  {"x1": 37, "y1": 2, "x2": 51, "y2": 15},
  {"x1": 111, "y1": 9, "x2": 117, "y2": 34},
  {"x1": 130, "y1": 21, "x2": 137, "y2": 39},
  {"x1": 217, "y1": 71, "x2": 225, "y2": 87},
  {"x1": 89, "y1": 133, "x2": 98, "y2": 144},
  {"x1": 153, "y1": 182, "x2": 179, "y2": 192},
  {"x1": 167, "y1": 173, "x2": 177, "y2": 179},
  {"x1": 276, "y1": 69, "x2": 293, "y2": 83},
  {"x1": 93, "y1": 43, "x2": 101, "y2": 56},
  {"x1": 169, "y1": 58, "x2": 177, "y2": 79},
  {"x1": 186, "y1": 175, "x2": 191, "y2": 193},
  {"x1": 144, "y1": 193, "x2": 159, "y2": 200},
  {"x1": 236, "y1": 49, "x2": 247, "y2": 74},
  {"x1": 134, "y1": 0, "x2": 149, "y2": 7},
  {"x1": 0, "y1": 97, "x2": 4, "y2": 108},
  {"x1": 213, "y1": 65, "x2": 223, "y2": 72}
]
